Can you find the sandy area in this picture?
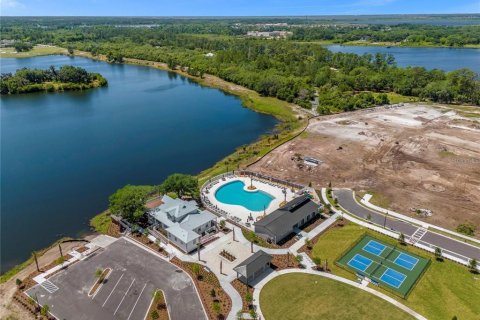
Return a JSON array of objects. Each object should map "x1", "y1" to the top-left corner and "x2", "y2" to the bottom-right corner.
[
  {"x1": 251, "y1": 104, "x2": 480, "y2": 234},
  {"x1": 0, "y1": 235, "x2": 97, "y2": 320}
]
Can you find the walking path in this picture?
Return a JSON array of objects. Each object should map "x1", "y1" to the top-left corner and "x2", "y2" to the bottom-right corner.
[
  {"x1": 328, "y1": 188, "x2": 480, "y2": 268},
  {"x1": 252, "y1": 269, "x2": 427, "y2": 320}
]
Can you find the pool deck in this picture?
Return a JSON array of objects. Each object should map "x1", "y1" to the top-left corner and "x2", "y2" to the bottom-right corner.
[{"x1": 203, "y1": 176, "x2": 296, "y2": 227}]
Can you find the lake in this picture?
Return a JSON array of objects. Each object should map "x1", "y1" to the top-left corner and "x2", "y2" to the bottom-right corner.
[
  {"x1": 325, "y1": 45, "x2": 480, "y2": 73},
  {"x1": 0, "y1": 55, "x2": 278, "y2": 273}
]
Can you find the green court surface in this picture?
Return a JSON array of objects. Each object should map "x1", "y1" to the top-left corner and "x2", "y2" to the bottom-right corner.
[{"x1": 337, "y1": 235, "x2": 430, "y2": 298}]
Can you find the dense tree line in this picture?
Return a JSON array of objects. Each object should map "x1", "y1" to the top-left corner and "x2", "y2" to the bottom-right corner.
[
  {"x1": 290, "y1": 25, "x2": 480, "y2": 47},
  {"x1": 1, "y1": 22, "x2": 479, "y2": 108},
  {"x1": 0, "y1": 65, "x2": 107, "y2": 95}
]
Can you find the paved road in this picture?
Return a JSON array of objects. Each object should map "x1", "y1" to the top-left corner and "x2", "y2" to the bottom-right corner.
[
  {"x1": 27, "y1": 239, "x2": 206, "y2": 320},
  {"x1": 334, "y1": 189, "x2": 480, "y2": 261}
]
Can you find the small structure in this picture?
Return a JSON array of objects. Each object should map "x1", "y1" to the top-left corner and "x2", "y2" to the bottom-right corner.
[
  {"x1": 303, "y1": 156, "x2": 321, "y2": 167},
  {"x1": 254, "y1": 195, "x2": 320, "y2": 244},
  {"x1": 233, "y1": 250, "x2": 272, "y2": 284},
  {"x1": 148, "y1": 195, "x2": 217, "y2": 253},
  {"x1": 205, "y1": 52, "x2": 215, "y2": 57}
]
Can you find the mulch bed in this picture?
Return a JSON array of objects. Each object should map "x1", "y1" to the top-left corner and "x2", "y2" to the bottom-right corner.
[
  {"x1": 75, "y1": 246, "x2": 89, "y2": 253},
  {"x1": 231, "y1": 279, "x2": 254, "y2": 312},
  {"x1": 270, "y1": 254, "x2": 302, "y2": 271},
  {"x1": 146, "y1": 290, "x2": 169, "y2": 320},
  {"x1": 88, "y1": 268, "x2": 111, "y2": 296},
  {"x1": 107, "y1": 221, "x2": 122, "y2": 238},
  {"x1": 171, "y1": 258, "x2": 231, "y2": 320},
  {"x1": 129, "y1": 233, "x2": 169, "y2": 257}
]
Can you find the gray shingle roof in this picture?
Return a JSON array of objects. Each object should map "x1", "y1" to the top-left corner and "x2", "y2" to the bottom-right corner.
[
  {"x1": 254, "y1": 195, "x2": 319, "y2": 239},
  {"x1": 233, "y1": 250, "x2": 272, "y2": 279}
]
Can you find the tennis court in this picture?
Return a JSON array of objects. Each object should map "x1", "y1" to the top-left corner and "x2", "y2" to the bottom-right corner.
[{"x1": 337, "y1": 235, "x2": 430, "y2": 297}]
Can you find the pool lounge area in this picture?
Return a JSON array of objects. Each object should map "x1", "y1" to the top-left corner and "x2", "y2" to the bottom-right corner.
[{"x1": 201, "y1": 173, "x2": 298, "y2": 228}]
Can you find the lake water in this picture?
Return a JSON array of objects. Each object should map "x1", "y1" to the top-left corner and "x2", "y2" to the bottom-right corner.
[
  {"x1": 0, "y1": 55, "x2": 278, "y2": 273},
  {"x1": 325, "y1": 45, "x2": 480, "y2": 73}
]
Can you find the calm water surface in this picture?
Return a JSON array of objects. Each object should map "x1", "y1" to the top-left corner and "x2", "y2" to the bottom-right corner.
[
  {"x1": 0, "y1": 55, "x2": 278, "y2": 272},
  {"x1": 325, "y1": 45, "x2": 480, "y2": 73}
]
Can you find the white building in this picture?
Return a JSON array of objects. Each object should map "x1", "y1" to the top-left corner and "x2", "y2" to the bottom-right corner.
[{"x1": 149, "y1": 195, "x2": 217, "y2": 253}]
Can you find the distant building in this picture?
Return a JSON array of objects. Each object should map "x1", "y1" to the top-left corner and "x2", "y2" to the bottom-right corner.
[
  {"x1": 148, "y1": 195, "x2": 217, "y2": 253},
  {"x1": 233, "y1": 250, "x2": 272, "y2": 284},
  {"x1": 246, "y1": 31, "x2": 291, "y2": 39},
  {"x1": 205, "y1": 52, "x2": 215, "y2": 57},
  {"x1": 254, "y1": 195, "x2": 320, "y2": 243},
  {"x1": 0, "y1": 39, "x2": 15, "y2": 48}
]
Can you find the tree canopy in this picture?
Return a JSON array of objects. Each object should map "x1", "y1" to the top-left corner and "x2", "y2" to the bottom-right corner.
[
  {"x1": 108, "y1": 185, "x2": 153, "y2": 222},
  {"x1": 160, "y1": 173, "x2": 198, "y2": 197}
]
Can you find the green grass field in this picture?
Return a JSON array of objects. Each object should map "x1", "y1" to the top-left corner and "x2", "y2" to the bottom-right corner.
[
  {"x1": 260, "y1": 273, "x2": 414, "y2": 320},
  {"x1": 311, "y1": 223, "x2": 480, "y2": 319},
  {"x1": 0, "y1": 46, "x2": 67, "y2": 58},
  {"x1": 336, "y1": 235, "x2": 430, "y2": 298}
]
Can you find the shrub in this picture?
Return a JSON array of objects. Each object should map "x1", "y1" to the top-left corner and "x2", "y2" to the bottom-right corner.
[{"x1": 456, "y1": 222, "x2": 476, "y2": 236}]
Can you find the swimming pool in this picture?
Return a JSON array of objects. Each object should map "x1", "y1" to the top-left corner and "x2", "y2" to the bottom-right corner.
[{"x1": 214, "y1": 180, "x2": 275, "y2": 211}]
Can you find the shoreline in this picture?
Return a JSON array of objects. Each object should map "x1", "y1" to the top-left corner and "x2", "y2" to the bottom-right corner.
[
  {"x1": 295, "y1": 40, "x2": 480, "y2": 49},
  {"x1": 0, "y1": 48, "x2": 308, "y2": 281}
]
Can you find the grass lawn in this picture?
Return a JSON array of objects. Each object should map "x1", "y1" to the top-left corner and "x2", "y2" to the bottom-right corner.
[
  {"x1": 90, "y1": 210, "x2": 112, "y2": 234},
  {"x1": 260, "y1": 273, "x2": 414, "y2": 320},
  {"x1": 0, "y1": 45, "x2": 67, "y2": 58},
  {"x1": 311, "y1": 223, "x2": 480, "y2": 320}
]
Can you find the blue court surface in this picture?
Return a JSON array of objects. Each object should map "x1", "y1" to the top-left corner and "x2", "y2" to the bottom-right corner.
[
  {"x1": 394, "y1": 253, "x2": 419, "y2": 270},
  {"x1": 380, "y1": 268, "x2": 406, "y2": 288},
  {"x1": 347, "y1": 254, "x2": 373, "y2": 272},
  {"x1": 363, "y1": 240, "x2": 386, "y2": 256}
]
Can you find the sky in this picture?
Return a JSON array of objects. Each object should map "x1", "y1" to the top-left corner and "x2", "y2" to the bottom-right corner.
[{"x1": 0, "y1": 0, "x2": 479, "y2": 16}]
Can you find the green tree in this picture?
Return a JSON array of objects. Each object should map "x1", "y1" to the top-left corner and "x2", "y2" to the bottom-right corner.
[
  {"x1": 13, "y1": 41, "x2": 33, "y2": 52},
  {"x1": 95, "y1": 268, "x2": 104, "y2": 278},
  {"x1": 40, "y1": 304, "x2": 50, "y2": 316},
  {"x1": 456, "y1": 223, "x2": 476, "y2": 236},
  {"x1": 398, "y1": 233, "x2": 406, "y2": 245},
  {"x1": 469, "y1": 258, "x2": 478, "y2": 273},
  {"x1": 212, "y1": 301, "x2": 221, "y2": 315},
  {"x1": 15, "y1": 278, "x2": 22, "y2": 287},
  {"x1": 108, "y1": 185, "x2": 150, "y2": 222},
  {"x1": 191, "y1": 263, "x2": 201, "y2": 280},
  {"x1": 160, "y1": 173, "x2": 198, "y2": 198},
  {"x1": 435, "y1": 247, "x2": 443, "y2": 261}
]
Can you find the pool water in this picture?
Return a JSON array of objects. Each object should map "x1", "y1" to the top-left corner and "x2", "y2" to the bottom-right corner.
[{"x1": 214, "y1": 180, "x2": 275, "y2": 211}]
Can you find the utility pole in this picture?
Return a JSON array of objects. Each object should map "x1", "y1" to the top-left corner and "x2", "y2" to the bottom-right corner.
[
  {"x1": 251, "y1": 241, "x2": 254, "y2": 253},
  {"x1": 233, "y1": 228, "x2": 236, "y2": 241},
  {"x1": 58, "y1": 243, "x2": 63, "y2": 258},
  {"x1": 197, "y1": 243, "x2": 201, "y2": 261},
  {"x1": 383, "y1": 211, "x2": 388, "y2": 228},
  {"x1": 33, "y1": 252, "x2": 40, "y2": 272},
  {"x1": 220, "y1": 260, "x2": 223, "y2": 274}
]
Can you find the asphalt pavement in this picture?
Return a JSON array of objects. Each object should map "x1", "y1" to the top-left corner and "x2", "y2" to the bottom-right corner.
[{"x1": 334, "y1": 189, "x2": 480, "y2": 261}]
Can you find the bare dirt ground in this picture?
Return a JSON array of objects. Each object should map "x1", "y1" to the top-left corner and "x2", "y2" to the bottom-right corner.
[
  {"x1": 251, "y1": 104, "x2": 480, "y2": 234},
  {"x1": 0, "y1": 235, "x2": 97, "y2": 320}
]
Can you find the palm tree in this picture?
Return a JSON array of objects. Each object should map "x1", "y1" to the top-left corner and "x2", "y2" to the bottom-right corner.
[
  {"x1": 305, "y1": 238, "x2": 312, "y2": 250},
  {"x1": 95, "y1": 268, "x2": 104, "y2": 278},
  {"x1": 192, "y1": 263, "x2": 201, "y2": 280}
]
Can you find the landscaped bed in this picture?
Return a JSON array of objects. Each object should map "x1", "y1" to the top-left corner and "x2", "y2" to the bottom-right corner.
[
  {"x1": 146, "y1": 289, "x2": 169, "y2": 320},
  {"x1": 309, "y1": 221, "x2": 480, "y2": 320},
  {"x1": 260, "y1": 273, "x2": 414, "y2": 320},
  {"x1": 88, "y1": 268, "x2": 111, "y2": 297},
  {"x1": 128, "y1": 233, "x2": 169, "y2": 258},
  {"x1": 171, "y1": 258, "x2": 231, "y2": 320}
]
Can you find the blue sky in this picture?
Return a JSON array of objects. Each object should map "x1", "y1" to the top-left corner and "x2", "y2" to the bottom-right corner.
[{"x1": 1, "y1": 0, "x2": 479, "y2": 16}]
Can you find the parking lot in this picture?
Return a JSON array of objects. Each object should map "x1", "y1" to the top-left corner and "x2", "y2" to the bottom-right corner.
[{"x1": 27, "y1": 238, "x2": 206, "y2": 320}]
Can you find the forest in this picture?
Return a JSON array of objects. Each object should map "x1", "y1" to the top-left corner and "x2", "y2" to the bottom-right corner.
[
  {"x1": 1, "y1": 17, "x2": 479, "y2": 109},
  {"x1": 0, "y1": 65, "x2": 107, "y2": 95}
]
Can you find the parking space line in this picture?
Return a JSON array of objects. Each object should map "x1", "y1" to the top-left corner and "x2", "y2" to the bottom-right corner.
[
  {"x1": 114, "y1": 278, "x2": 135, "y2": 315},
  {"x1": 102, "y1": 273, "x2": 124, "y2": 307},
  {"x1": 126, "y1": 282, "x2": 147, "y2": 320}
]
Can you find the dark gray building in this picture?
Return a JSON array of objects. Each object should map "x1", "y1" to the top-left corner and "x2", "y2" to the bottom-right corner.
[
  {"x1": 233, "y1": 250, "x2": 273, "y2": 284},
  {"x1": 254, "y1": 195, "x2": 320, "y2": 243}
]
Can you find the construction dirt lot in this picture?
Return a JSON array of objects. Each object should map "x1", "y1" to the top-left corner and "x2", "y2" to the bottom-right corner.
[{"x1": 251, "y1": 103, "x2": 480, "y2": 234}]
